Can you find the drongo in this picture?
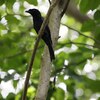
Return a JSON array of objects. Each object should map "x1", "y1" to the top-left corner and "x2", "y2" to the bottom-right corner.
[{"x1": 26, "y1": 9, "x2": 55, "y2": 61}]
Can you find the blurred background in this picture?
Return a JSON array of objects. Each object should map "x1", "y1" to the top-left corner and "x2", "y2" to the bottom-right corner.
[{"x1": 0, "y1": 0, "x2": 100, "y2": 99}]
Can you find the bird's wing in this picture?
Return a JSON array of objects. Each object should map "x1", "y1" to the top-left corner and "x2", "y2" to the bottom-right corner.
[{"x1": 41, "y1": 17, "x2": 52, "y2": 45}]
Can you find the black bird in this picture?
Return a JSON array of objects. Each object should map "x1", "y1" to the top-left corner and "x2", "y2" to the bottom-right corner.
[{"x1": 26, "y1": 9, "x2": 55, "y2": 61}]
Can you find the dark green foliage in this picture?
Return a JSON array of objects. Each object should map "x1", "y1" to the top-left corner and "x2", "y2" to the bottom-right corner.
[
  {"x1": 80, "y1": 0, "x2": 100, "y2": 13},
  {"x1": 94, "y1": 10, "x2": 100, "y2": 21}
]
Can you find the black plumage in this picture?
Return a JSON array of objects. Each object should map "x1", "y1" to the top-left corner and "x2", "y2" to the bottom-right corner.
[{"x1": 26, "y1": 9, "x2": 55, "y2": 61}]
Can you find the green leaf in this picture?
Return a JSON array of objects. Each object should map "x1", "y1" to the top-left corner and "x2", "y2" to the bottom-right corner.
[
  {"x1": 5, "y1": 0, "x2": 15, "y2": 11},
  {"x1": 54, "y1": 52, "x2": 68, "y2": 69},
  {"x1": 94, "y1": 25, "x2": 100, "y2": 34},
  {"x1": 53, "y1": 88, "x2": 65, "y2": 100},
  {"x1": 6, "y1": 93, "x2": 15, "y2": 99},
  {"x1": 5, "y1": 15, "x2": 19, "y2": 24},
  {"x1": 0, "y1": 0, "x2": 5, "y2": 6},
  {"x1": 93, "y1": 25, "x2": 100, "y2": 41},
  {"x1": 25, "y1": 0, "x2": 38, "y2": 6},
  {"x1": 0, "y1": 23, "x2": 7, "y2": 31},
  {"x1": 13, "y1": 80, "x2": 18, "y2": 88},
  {"x1": 80, "y1": 0, "x2": 89, "y2": 13},
  {"x1": 80, "y1": 0, "x2": 100, "y2": 13},
  {"x1": 94, "y1": 10, "x2": 100, "y2": 21},
  {"x1": 84, "y1": 76, "x2": 100, "y2": 92},
  {"x1": 5, "y1": 15, "x2": 20, "y2": 30},
  {"x1": 0, "y1": 14, "x2": 1, "y2": 20},
  {"x1": 81, "y1": 20, "x2": 95, "y2": 32}
]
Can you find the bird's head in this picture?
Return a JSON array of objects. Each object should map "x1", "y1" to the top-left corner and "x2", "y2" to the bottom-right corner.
[{"x1": 26, "y1": 9, "x2": 41, "y2": 18}]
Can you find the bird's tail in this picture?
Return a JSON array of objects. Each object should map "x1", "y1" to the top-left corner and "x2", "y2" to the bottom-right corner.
[{"x1": 48, "y1": 44, "x2": 55, "y2": 61}]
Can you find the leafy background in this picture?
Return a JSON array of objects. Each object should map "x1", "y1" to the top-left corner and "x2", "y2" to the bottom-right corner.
[{"x1": 0, "y1": 0, "x2": 100, "y2": 100}]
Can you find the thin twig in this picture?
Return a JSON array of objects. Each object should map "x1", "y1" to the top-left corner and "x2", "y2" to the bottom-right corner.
[
  {"x1": 62, "y1": 23, "x2": 100, "y2": 44},
  {"x1": 52, "y1": 55, "x2": 95, "y2": 75},
  {"x1": 48, "y1": 0, "x2": 51, "y2": 5},
  {"x1": 0, "y1": 45, "x2": 43, "y2": 61},
  {"x1": 61, "y1": 0, "x2": 70, "y2": 17},
  {"x1": 66, "y1": 41, "x2": 100, "y2": 49},
  {"x1": 0, "y1": 50, "x2": 32, "y2": 60},
  {"x1": 54, "y1": 50, "x2": 100, "y2": 75},
  {"x1": 1, "y1": 13, "x2": 27, "y2": 19},
  {"x1": 22, "y1": 0, "x2": 59, "y2": 100}
]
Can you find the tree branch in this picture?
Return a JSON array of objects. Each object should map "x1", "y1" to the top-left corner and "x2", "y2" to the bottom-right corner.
[
  {"x1": 62, "y1": 23, "x2": 100, "y2": 44},
  {"x1": 35, "y1": 0, "x2": 65, "y2": 99},
  {"x1": 66, "y1": 41, "x2": 100, "y2": 49},
  {"x1": 61, "y1": 0, "x2": 70, "y2": 17},
  {"x1": 1, "y1": 12, "x2": 27, "y2": 19},
  {"x1": 48, "y1": 0, "x2": 51, "y2": 5},
  {"x1": 22, "y1": 0, "x2": 59, "y2": 100},
  {"x1": 53, "y1": 49, "x2": 100, "y2": 75},
  {"x1": 0, "y1": 50, "x2": 32, "y2": 60},
  {"x1": 66, "y1": 0, "x2": 90, "y2": 23},
  {"x1": 52, "y1": 56, "x2": 93, "y2": 75}
]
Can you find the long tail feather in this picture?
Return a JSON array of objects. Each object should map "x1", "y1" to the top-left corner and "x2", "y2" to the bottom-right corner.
[{"x1": 48, "y1": 44, "x2": 55, "y2": 61}]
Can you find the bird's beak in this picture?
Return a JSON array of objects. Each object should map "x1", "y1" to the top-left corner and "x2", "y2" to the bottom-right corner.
[{"x1": 25, "y1": 10, "x2": 29, "y2": 13}]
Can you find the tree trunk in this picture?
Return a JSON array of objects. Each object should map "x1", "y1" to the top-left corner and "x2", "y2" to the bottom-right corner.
[
  {"x1": 67, "y1": 0, "x2": 90, "y2": 23},
  {"x1": 35, "y1": 0, "x2": 68, "y2": 100}
]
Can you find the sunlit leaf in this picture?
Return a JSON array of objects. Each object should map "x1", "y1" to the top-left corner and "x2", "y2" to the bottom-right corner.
[
  {"x1": 81, "y1": 20, "x2": 95, "y2": 32},
  {"x1": 5, "y1": 0, "x2": 15, "y2": 12},
  {"x1": 25, "y1": 0, "x2": 38, "y2": 6}
]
